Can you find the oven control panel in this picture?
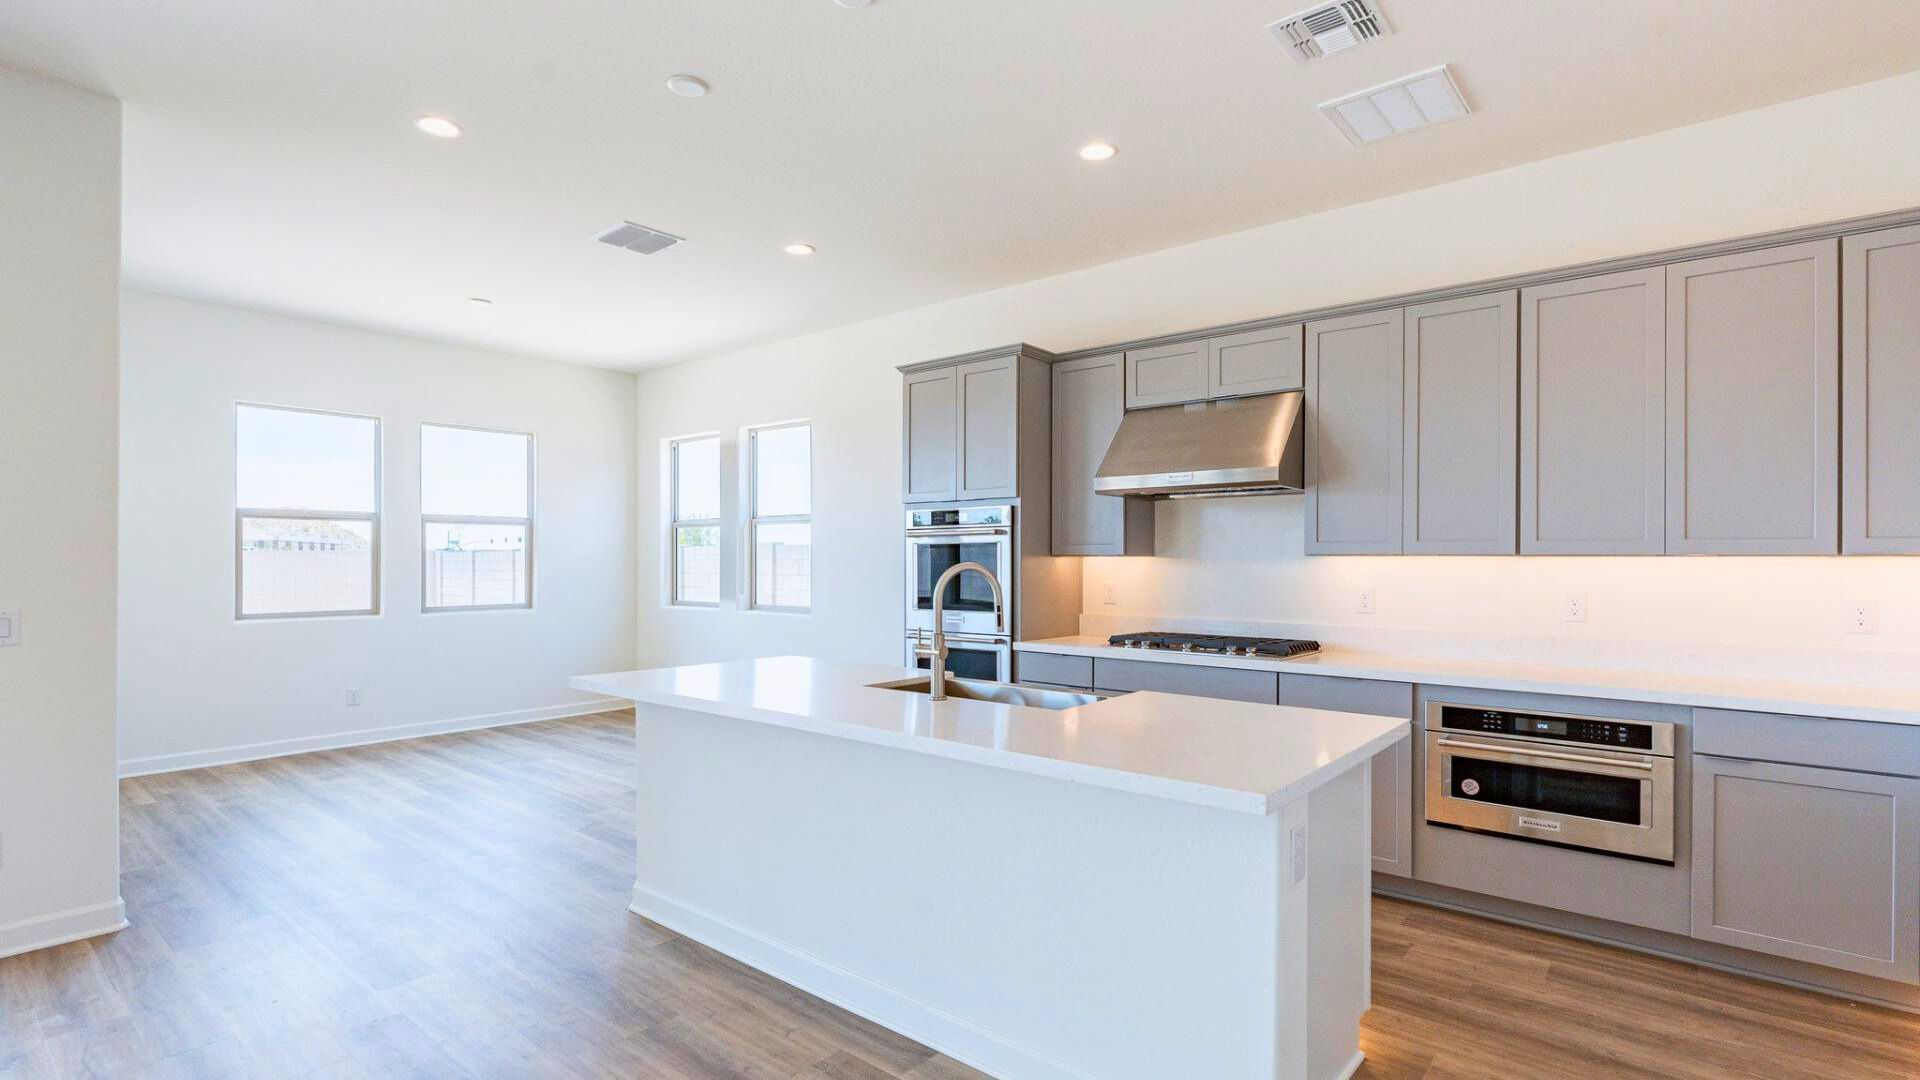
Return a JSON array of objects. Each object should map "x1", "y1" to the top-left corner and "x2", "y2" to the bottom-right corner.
[
  {"x1": 1438, "y1": 706, "x2": 1655, "y2": 751},
  {"x1": 908, "y1": 505, "x2": 1011, "y2": 529}
]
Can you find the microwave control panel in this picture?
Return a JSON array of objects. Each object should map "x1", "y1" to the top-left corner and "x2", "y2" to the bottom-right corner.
[{"x1": 1438, "y1": 706, "x2": 1654, "y2": 751}]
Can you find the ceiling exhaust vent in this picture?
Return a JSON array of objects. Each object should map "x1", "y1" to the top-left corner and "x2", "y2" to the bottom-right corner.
[
  {"x1": 1319, "y1": 64, "x2": 1470, "y2": 145},
  {"x1": 595, "y1": 221, "x2": 685, "y2": 255},
  {"x1": 1267, "y1": 1, "x2": 1391, "y2": 64}
]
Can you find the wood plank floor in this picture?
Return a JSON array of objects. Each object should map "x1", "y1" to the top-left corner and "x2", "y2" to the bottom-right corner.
[{"x1": 1, "y1": 710, "x2": 1915, "y2": 1079}]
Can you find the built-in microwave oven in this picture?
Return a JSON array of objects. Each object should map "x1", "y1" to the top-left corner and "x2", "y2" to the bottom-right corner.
[
  {"x1": 905, "y1": 505, "x2": 1013, "y2": 637},
  {"x1": 1424, "y1": 702, "x2": 1676, "y2": 864}
]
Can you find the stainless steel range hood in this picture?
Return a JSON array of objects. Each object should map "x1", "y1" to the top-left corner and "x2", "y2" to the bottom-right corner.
[{"x1": 1093, "y1": 392, "x2": 1305, "y2": 499}]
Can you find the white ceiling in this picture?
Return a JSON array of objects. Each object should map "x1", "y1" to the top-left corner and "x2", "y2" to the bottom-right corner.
[{"x1": 5, "y1": 1, "x2": 1919, "y2": 371}]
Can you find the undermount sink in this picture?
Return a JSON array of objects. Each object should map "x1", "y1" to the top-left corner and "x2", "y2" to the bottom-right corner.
[{"x1": 869, "y1": 676, "x2": 1108, "y2": 710}]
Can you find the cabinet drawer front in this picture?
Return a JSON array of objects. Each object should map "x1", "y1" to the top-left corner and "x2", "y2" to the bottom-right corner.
[
  {"x1": 1207, "y1": 324, "x2": 1303, "y2": 399},
  {"x1": 1692, "y1": 756, "x2": 1920, "y2": 983},
  {"x1": 1693, "y1": 708, "x2": 1920, "y2": 777},
  {"x1": 1016, "y1": 651, "x2": 1093, "y2": 689},
  {"x1": 1125, "y1": 341, "x2": 1208, "y2": 409},
  {"x1": 1275, "y1": 673, "x2": 1411, "y2": 718},
  {"x1": 1091, "y1": 658, "x2": 1277, "y2": 703}
]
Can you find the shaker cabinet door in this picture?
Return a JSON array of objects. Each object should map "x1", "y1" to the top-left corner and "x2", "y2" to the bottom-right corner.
[
  {"x1": 1520, "y1": 269, "x2": 1666, "y2": 554},
  {"x1": 1402, "y1": 291, "x2": 1518, "y2": 554},
  {"x1": 1692, "y1": 755, "x2": 1920, "y2": 984},
  {"x1": 1843, "y1": 224, "x2": 1920, "y2": 554},
  {"x1": 1052, "y1": 353, "x2": 1151, "y2": 555},
  {"x1": 902, "y1": 367, "x2": 958, "y2": 503},
  {"x1": 955, "y1": 355, "x2": 1019, "y2": 501},
  {"x1": 1666, "y1": 240, "x2": 1839, "y2": 554},
  {"x1": 1305, "y1": 309, "x2": 1405, "y2": 554},
  {"x1": 1124, "y1": 340, "x2": 1209, "y2": 409},
  {"x1": 1207, "y1": 323, "x2": 1304, "y2": 399}
]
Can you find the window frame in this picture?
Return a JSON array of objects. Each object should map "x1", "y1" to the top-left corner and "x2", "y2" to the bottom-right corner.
[
  {"x1": 747, "y1": 420, "x2": 812, "y2": 615},
  {"x1": 669, "y1": 434, "x2": 721, "y2": 608},
  {"x1": 233, "y1": 402, "x2": 383, "y2": 622},
  {"x1": 419, "y1": 421, "x2": 537, "y2": 615}
]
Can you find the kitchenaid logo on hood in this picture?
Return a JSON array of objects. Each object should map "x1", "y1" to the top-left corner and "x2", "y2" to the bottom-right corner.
[{"x1": 1165, "y1": 472, "x2": 1194, "y2": 482}]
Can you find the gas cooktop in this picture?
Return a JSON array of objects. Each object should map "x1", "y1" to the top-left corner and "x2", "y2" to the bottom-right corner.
[{"x1": 1106, "y1": 632, "x2": 1321, "y2": 659}]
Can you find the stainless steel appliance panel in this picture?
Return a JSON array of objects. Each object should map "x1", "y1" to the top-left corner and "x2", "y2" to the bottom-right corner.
[{"x1": 905, "y1": 506, "x2": 1013, "y2": 636}]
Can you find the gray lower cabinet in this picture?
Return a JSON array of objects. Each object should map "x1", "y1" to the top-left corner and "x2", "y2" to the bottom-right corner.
[
  {"x1": 1402, "y1": 291, "x2": 1518, "y2": 554},
  {"x1": 1091, "y1": 658, "x2": 1277, "y2": 704},
  {"x1": 1275, "y1": 674, "x2": 1414, "y2": 877},
  {"x1": 1305, "y1": 309, "x2": 1405, "y2": 554},
  {"x1": 1014, "y1": 651, "x2": 1093, "y2": 689},
  {"x1": 1519, "y1": 268, "x2": 1667, "y2": 554},
  {"x1": 902, "y1": 367, "x2": 958, "y2": 503},
  {"x1": 1692, "y1": 755, "x2": 1920, "y2": 983},
  {"x1": 1207, "y1": 323, "x2": 1303, "y2": 399},
  {"x1": 1124, "y1": 339, "x2": 1208, "y2": 409},
  {"x1": 955, "y1": 355, "x2": 1018, "y2": 501},
  {"x1": 1843, "y1": 224, "x2": 1920, "y2": 554},
  {"x1": 1051, "y1": 353, "x2": 1152, "y2": 555},
  {"x1": 1666, "y1": 239, "x2": 1840, "y2": 554}
]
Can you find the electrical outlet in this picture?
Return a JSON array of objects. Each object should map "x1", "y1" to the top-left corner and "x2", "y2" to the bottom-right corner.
[
  {"x1": 1102, "y1": 582, "x2": 1117, "y2": 606},
  {"x1": 0, "y1": 609, "x2": 19, "y2": 647},
  {"x1": 1356, "y1": 589, "x2": 1376, "y2": 615},
  {"x1": 1563, "y1": 593, "x2": 1588, "y2": 623},
  {"x1": 345, "y1": 688, "x2": 361, "y2": 707},
  {"x1": 1850, "y1": 604, "x2": 1878, "y2": 635},
  {"x1": 1290, "y1": 824, "x2": 1308, "y2": 886}
]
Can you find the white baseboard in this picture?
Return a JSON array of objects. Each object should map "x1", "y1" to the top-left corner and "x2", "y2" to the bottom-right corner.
[
  {"x1": 0, "y1": 898, "x2": 127, "y2": 961},
  {"x1": 630, "y1": 883, "x2": 1098, "y2": 1080},
  {"x1": 1335, "y1": 1050, "x2": 1365, "y2": 1080},
  {"x1": 118, "y1": 698, "x2": 630, "y2": 778}
]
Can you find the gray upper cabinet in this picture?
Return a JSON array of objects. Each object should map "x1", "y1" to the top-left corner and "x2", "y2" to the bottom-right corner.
[
  {"x1": 902, "y1": 367, "x2": 958, "y2": 503},
  {"x1": 1207, "y1": 323, "x2": 1304, "y2": 399},
  {"x1": 1124, "y1": 339, "x2": 1208, "y2": 409},
  {"x1": 1051, "y1": 353, "x2": 1152, "y2": 556},
  {"x1": 1843, "y1": 225, "x2": 1920, "y2": 554},
  {"x1": 1519, "y1": 269, "x2": 1667, "y2": 554},
  {"x1": 1306, "y1": 309, "x2": 1405, "y2": 554},
  {"x1": 1692, "y1": 755, "x2": 1920, "y2": 984},
  {"x1": 955, "y1": 355, "x2": 1018, "y2": 501},
  {"x1": 1666, "y1": 239, "x2": 1839, "y2": 554},
  {"x1": 1402, "y1": 292, "x2": 1518, "y2": 554}
]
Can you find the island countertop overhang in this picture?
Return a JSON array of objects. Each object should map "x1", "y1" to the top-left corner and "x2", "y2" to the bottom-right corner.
[{"x1": 574, "y1": 655, "x2": 1408, "y2": 816}]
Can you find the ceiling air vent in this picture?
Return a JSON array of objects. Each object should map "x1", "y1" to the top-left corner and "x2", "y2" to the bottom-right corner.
[
  {"x1": 1267, "y1": 1, "x2": 1391, "y2": 64},
  {"x1": 594, "y1": 221, "x2": 685, "y2": 255},
  {"x1": 1319, "y1": 64, "x2": 1470, "y2": 146}
]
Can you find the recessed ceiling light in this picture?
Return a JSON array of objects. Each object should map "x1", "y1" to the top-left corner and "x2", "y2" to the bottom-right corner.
[
  {"x1": 665, "y1": 74, "x2": 709, "y2": 98},
  {"x1": 414, "y1": 115, "x2": 463, "y2": 139},
  {"x1": 783, "y1": 243, "x2": 816, "y2": 256},
  {"x1": 1078, "y1": 142, "x2": 1117, "y2": 162},
  {"x1": 468, "y1": 297, "x2": 493, "y2": 306}
]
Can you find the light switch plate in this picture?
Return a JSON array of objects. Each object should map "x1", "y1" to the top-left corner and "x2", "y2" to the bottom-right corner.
[{"x1": 0, "y1": 609, "x2": 19, "y2": 647}]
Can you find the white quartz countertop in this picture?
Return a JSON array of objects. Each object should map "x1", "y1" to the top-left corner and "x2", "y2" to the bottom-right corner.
[
  {"x1": 573, "y1": 656, "x2": 1407, "y2": 816},
  {"x1": 1016, "y1": 636, "x2": 1920, "y2": 726}
]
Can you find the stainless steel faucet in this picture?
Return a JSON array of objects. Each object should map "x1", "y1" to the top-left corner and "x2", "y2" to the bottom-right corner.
[{"x1": 916, "y1": 561, "x2": 1006, "y2": 701}]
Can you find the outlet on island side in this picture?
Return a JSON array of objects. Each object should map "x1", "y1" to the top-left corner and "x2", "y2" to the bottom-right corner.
[{"x1": 345, "y1": 688, "x2": 362, "y2": 707}]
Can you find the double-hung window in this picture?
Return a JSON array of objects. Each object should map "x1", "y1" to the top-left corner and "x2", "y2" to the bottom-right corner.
[
  {"x1": 421, "y1": 423, "x2": 534, "y2": 612},
  {"x1": 748, "y1": 421, "x2": 811, "y2": 612},
  {"x1": 235, "y1": 404, "x2": 381, "y2": 619},
  {"x1": 669, "y1": 435, "x2": 720, "y2": 606}
]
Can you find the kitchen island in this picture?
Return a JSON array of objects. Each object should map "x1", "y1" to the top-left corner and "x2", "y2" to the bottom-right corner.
[{"x1": 573, "y1": 656, "x2": 1408, "y2": 1080}]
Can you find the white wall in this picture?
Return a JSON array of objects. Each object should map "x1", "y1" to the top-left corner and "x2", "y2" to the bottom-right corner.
[
  {"x1": 0, "y1": 66, "x2": 124, "y2": 956},
  {"x1": 635, "y1": 70, "x2": 1920, "y2": 681},
  {"x1": 118, "y1": 291, "x2": 639, "y2": 773}
]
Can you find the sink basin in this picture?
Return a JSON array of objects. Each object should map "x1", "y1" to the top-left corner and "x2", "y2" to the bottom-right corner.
[{"x1": 869, "y1": 676, "x2": 1108, "y2": 710}]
